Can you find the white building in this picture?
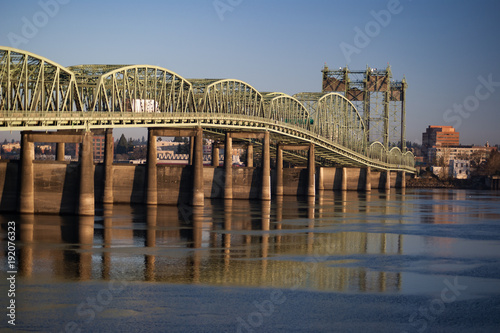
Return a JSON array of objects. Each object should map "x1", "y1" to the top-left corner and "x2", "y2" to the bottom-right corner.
[{"x1": 449, "y1": 159, "x2": 470, "y2": 179}]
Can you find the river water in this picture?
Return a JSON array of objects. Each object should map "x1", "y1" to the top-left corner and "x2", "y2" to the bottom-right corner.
[{"x1": 1, "y1": 189, "x2": 500, "y2": 332}]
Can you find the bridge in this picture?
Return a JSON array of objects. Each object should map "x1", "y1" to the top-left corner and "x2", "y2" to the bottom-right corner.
[{"x1": 0, "y1": 47, "x2": 415, "y2": 215}]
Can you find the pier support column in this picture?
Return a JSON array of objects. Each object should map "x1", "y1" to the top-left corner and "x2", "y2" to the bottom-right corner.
[
  {"x1": 261, "y1": 131, "x2": 271, "y2": 201},
  {"x1": 341, "y1": 167, "x2": 347, "y2": 191},
  {"x1": 224, "y1": 132, "x2": 233, "y2": 200},
  {"x1": 192, "y1": 127, "x2": 204, "y2": 207},
  {"x1": 385, "y1": 171, "x2": 391, "y2": 191},
  {"x1": 308, "y1": 143, "x2": 315, "y2": 196},
  {"x1": 19, "y1": 131, "x2": 34, "y2": 214},
  {"x1": 103, "y1": 129, "x2": 114, "y2": 204},
  {"x1": 247, "y1": 144, "x2": 254, "y2": 167},
  {"x1": 212, "y1": 143, "x2": 220, "y2": 167},
  {"x1": 189, "y1": 137, "x2": 194, "y2": 165},
  {"x1": 147, "y1": 129, "x2": 157, "y2": 205},
  {"x1": 365, "y1": 167, "x2": 371, "y2": 192},
  {"x1": 318, "y1": 167, "x2": 324, "y2": 192},
  {"x1": 79, "y1": 131, "x2": 94, "y2": 216},
  {"x1": 56, "y1": 142, "x2": 65, "y2": 162},
  {"x1": 276, "y1": 144, "x2": 283, "y2": 196},
  {"x1": 400, "y1": 171, "x2": 406, "y2": 189}
]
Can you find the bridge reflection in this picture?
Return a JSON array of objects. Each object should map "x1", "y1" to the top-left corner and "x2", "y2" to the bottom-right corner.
[{"x1": 7, "y1": 191, "x2": 415, "y2": 292}]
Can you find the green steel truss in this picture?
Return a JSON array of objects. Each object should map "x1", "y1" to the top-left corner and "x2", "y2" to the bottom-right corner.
[{"x1": 0, "y1": 47, "x2": 415, "y2": 172}]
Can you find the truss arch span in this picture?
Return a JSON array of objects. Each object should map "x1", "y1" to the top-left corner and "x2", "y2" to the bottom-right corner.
[
  {"x1": 263, "y1": 92, "x2": 311, "y2": 131},
  {"x1": 192, "y1": 79, "x2": 264, "y2": 117},
  {"x1": 69, "y1": 64, "x2": 194, "y2": 113},
  {"x1": 0, "y1": 46, "x2": 81, "y2": 112},
  {"x1": 313, "y1": 92, "x2": 366, "y2": 154}
]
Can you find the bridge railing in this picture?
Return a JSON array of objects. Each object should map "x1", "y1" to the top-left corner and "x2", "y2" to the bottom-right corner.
[{"x1": 367, "y1": 143, "x2": 415, "y2": 168}]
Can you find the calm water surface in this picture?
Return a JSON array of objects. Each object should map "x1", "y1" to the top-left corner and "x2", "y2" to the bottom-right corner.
[{"x1": 2, "y1": 189, "x2": 500, "y2": 332}]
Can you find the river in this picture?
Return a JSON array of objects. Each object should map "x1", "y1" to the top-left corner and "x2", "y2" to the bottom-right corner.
[{"x1": 1, "y1": 188, "x2": 500, "y2": 332}]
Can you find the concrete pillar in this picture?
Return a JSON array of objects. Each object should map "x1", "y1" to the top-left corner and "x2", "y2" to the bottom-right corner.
[
  {"x1": 308, "y1": 143, "x2": 315, "y2": 196},
  {"x1": 261, "y1": 131, "x2": 271, "y2": 201},
  {"x1": 247, "y1": 144, "x2": 254, "y2": 167},
  {"x1": 192, "y1": 127, "x2": 204, "y2": 207},
  {"x1": 19, "y1": 132, "x2": 34, "y2": 214},
  {"x1": 189, "y1": 137, "x2": 194, "y2": 165},
  {"x1": 224, "y1": 132, "x2": 233, "y2": 200},
  {"x1": 79, "y1": 131, "x2": 94, "y2": 216},
  {"x1": 276, "y1": 144, "x2": 283, "y2": 196},
  {"x1": 56, "y1": 142, "x2": 65, "y2": 161},
  {"x1": 212, "y1": 143, "x2": 219, "y2": 167},
  {"x1": 400, "y1": 171, "x2": 406, "y2": 189},
  {"x1": 147, "y1": 129, "x2": 157, "y2": 205},
  {"x1": 103, "y1": 129, "x2": 114, "y2": 204},
  {"x1": 365, "y1": 167, "x2": 372, "y2": 192},
  {"x1": 341, "y1": 167, "x2": 347, "y2": 191},
  {"x1": 385, "y1": 171, "x2": 391, "y2": 191},
  {"x1": 318, "y1": 167, "x2": 324, "y2": 192}
]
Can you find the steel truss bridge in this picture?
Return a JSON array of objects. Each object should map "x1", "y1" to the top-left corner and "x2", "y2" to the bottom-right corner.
[{"x1": 0, "y1": 47, "x2": 415, "y2": 172}]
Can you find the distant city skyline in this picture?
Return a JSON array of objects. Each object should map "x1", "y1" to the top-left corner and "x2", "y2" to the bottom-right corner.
[{"x1": 0, "y1": 0, "x2": 499, "y2": 145}]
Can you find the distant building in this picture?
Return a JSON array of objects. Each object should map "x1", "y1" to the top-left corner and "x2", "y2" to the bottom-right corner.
[
  {"x1": 1, "y1": 142, "x2": 20, "y2": 152},
  {"x1": 428, "y1": 144, "x2": 497, "y2": 167},
  {"x1": 93, "y1": 135, "x2": 105, "y2": 162},
  {"x1": 449, "y1": 159, "x2": 470, "y2": 179},
  {"x1": 422, "y1": 125, "x2": 460, "y2": 162}
]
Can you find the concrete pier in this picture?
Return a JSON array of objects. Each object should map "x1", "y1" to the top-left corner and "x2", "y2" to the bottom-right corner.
[
  {"x1": 341, "y1": 167, "x2": 348, "y2": 191},
  {"x1": 308, "y1": 143, "x2": 315, "y2": 196},
  {"x1": 318, "y1": 167, "x2": 324, "y2": 192},
  {"x1": 247, "y1": 144, "x2": 254, "y2": 167},
  {"x1": 78, "y1": 131, "x2": 94, "y2": 216},
  {"x1": 212, "y1": 143, "x2": 220, "y2": 167},
  {"x1": 19, "y1": 130, "x2": 93, "y2": 215},
  {"x1": 189, "y1": 137, "x2": 194, "y2": 165},
  {"x1": 19, "y1": 132, "x2": 34, "y2": 214},
  {"x1": 56, "y1": 143, "x2": 65, "y2": 162},
  {"x1": 102, "y1": 129, "x2": 114, "y2": 204},
  {"x1": 192, "y1": 127, "x2": 204, "y2": 207},
  {"x1": 224, "y1": 132, "x2": 233, "y2": 200},
  {"x1": 365, "y1": 167, "x2": 371, "y2": 192},
  {"x1": 276, "y1": 144, "x2": 283, "y2": 196},
  {"x1": 147, "y1": 128, "x2": 157, "y2": 205},
  {"x1": 261, "y1": 131, "x2": 271, "y2": 201},
  {"x1": 385, "y1": 171, "x2": 391, "y2": 191},
  {"x1": 400, "y1": 171, "x2": 406, "y2": 189}
]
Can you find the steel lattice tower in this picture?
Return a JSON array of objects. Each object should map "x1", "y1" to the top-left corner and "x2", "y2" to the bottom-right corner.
[{"x1": 321, "y1": 64, "x2": 407, "y2": 151}]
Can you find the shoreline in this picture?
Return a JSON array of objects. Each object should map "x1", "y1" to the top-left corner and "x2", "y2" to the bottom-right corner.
[{"x1": 407, "y1": 176, "x2": 493, "y2": 190}]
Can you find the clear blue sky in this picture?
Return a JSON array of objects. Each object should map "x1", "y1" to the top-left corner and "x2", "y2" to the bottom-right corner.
[{"x1": 1, "y1": 0, "x2": 499, "y2": 145}]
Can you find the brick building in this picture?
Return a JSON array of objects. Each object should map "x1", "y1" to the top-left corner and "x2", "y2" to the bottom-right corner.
[{"x1": 422, "y1": 126, "x2": 460, "y2": 163}]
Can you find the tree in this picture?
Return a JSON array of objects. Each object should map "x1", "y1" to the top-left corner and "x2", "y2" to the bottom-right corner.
[
  {"x1": 130, "y1": 146, "x2": 147, "y2": 160},
  {"x1": 116, "y1": 134, "x2": 129, "y2": 155},
  {"x1": 485, "y1": 150, "x2": 500, "y2": 176},
  {"x1": 174, "y1": 137, "x2": 190, "y2": 154}
]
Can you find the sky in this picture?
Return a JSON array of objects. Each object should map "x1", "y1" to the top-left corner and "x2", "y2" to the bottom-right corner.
[{"x1": 0, "y1": 0, "x2": 499, "y2": 145}]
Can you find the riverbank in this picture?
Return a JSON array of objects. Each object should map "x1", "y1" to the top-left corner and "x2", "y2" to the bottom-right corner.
[{"x1": 407, "y1": 176, "x2": 491, "y2": 190}]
